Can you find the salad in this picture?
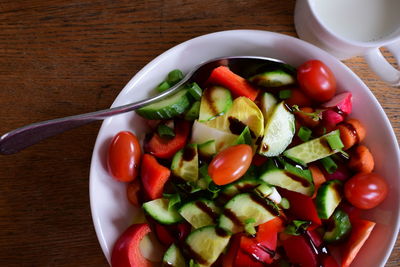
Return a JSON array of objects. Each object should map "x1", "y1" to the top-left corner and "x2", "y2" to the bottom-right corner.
[{"x1": 106, "y1": 59, "x2": 388, "y2": 267}]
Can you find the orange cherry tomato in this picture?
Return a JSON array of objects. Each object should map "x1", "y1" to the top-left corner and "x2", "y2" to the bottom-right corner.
[
  {"x1": 208, "y1": 144, "x2": 253, "y2": 185},
  {"x1": 107, "y1": 131, "x2": 142, "y2": 182}
]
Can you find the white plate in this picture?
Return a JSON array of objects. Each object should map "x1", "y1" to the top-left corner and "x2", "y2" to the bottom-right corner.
[{"x1": 89, "y1": 30, "x2": 400, "y2": 266}]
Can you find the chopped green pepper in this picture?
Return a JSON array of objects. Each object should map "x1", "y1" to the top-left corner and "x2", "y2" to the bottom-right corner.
[{"x1": 323, "y1": 209, "x2": 352, "y2": 243}]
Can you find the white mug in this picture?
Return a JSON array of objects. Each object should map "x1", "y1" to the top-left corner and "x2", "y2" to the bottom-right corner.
[{"x1": 294, "y1": 0, "x2": 400, "y2": 86}]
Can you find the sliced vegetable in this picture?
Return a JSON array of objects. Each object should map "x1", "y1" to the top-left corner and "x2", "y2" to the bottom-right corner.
[
  {"x1": 281, "y1": 234, "x2": 318, "y2": 267},
  {"x1": 199, "y1": 86, "x2": 233, "y2": 122},
  {"x1": 141, "y1": 154, "x2": 171, "y2": 200},
  {"x1": 184, "y1": 101, "x2": 201, "y2": 121},
  {"x1": 154, "y1": 223, "x2": 174, "y2": 246},
  {"x1": 185, "y1": 226, "x2": 231, "y2": 266},
  {"x1": 336, "y1": 119, "x2": 366, "y2": 150},
  {"x1": 204, "y1": 96, "x2": 264, "y2": 140},
  {"x1": 167, "y1": 69, "x2": 184, "y2": 86},
  {"x1": 187, "y1": 82, "x2": 203, "y2": 100},
  {"x1": 348, "y1": 145, "x2": 374, "y2": 173},
  {"x1": 298, "y1": 126, "x2": 312, "y2": 142},
  {"x1": 162, "y1": 243, "x2": 187, "y2": 267},
  {"x1": 142, "y1": 198, "x2": 183, "y2": 225},
  {"x1": 136, "y1": 89, "x2": 190, "y2": 119},
  {"x1": 197, "y1": 140, "x2": 216, "y2": 158},
  {"x1": 220, "y1": 178, "x2": 265, "y2": 200},
  {"x1": 234, "y1": 126, "x2": 253, "y2": 146},
  {"x1": 283, "y1": 130, "x2": 341, "y2": 165},
  {"x1": 285, "y1": 89, "x2": 312, "y2": 108},
  {"x1": 322, "y1": 92, "x2": 352, "y2": 115},
  {"x1": 218, "y1": 193, "x2": 279, "y2": 233},
  {"x1": 171, "y1": 144, "x2": 199, "y2": 182},
  {"x1": 259, "y1": 162, "x2": 314, "y2": 196},
  {"x1": 323, "y1": 209, "x2": 352, "y2": 243},
  {"x1": 191, "y1": 120, "x2": 238, "y2": 152},
  {"x1": 320, "y1": 156, "x2": 338, "y2": 174},
  {"x1": 260, "y1": 92, "x2": 278, "y2": 122},
  {"x1": 315, "y1": 180, "x2": 342, "y2": 219},
  {"x1": 249, "y1": 69, "x2": 295, "y2": 87},
  {"x1": 258, "y1": 101, "x2": 295, "y2": 157},
  {"x1": 322, "y1": 109, "x2": 344, "y2": 126},
  {"x1": 157, "y1": 124, "x2": 175, "y2": 138},
  {"x1": 341, "y1": 219, "x2": 376, "y2": 267},
  {"x1": 208, "y1": 144, "x2": 253, "y2": 186},
  {"x1": 146, "y1": 120, "x2": 190, "y2": 159},
  {"x1": 111, "y1": 223, "x2": 152, "y2": 267},
  {"x1": 179, "y1": 199, "x2": 219, "y2": 228},
  {"x1": 207, "y1": 66, "x2": 259, "y2": 101},
  {"x1": 126, "y1": 179, "x2": 142, "y2": 206},
  {"x1": 156, "y1": 81, "x2": 171, "y2": 93},
  {"x1": 278, "y1": 188, "x2": 321, "y2": 225}
]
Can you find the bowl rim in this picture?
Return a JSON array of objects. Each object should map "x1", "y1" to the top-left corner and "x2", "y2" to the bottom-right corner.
[{"x1": 89, "y1": 29, "x2": 400, "y2": 266}]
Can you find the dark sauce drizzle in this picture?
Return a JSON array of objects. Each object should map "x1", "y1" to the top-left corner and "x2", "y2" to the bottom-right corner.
[
  {"x1": 228, "y1": 116, "x2": 256, "y2": 138},
  {"x1": 284, "y1": 171, "x2": 311, "y2": 187},
  {"x1": 195, "y1": 201, "x2": 218, "y2": 223}
]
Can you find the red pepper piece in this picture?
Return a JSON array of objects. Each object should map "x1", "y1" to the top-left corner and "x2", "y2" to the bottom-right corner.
[
  {"x1": 111, "y1": 223, "x2": 152, "y2": 267},
  {"x1": 141, "y1": 154, "x2": 170, "y2": 200},
  {"x1": 222, "y1": 234, "x2": 242, "y2": 267},
  {"x1": 278, "y1": 188, "x2": 322, "y2": 225},
  {"x1": 145, "y1": 120, "x2": 190, "y2": 159},
  {"x1": 281, "y1": 234, "x2": 319, "y2": 267},
  {"x1": 207, "y1": 66, "x2": 259, "y2": 101},
  {"x1": 154, "y1": 223, "x2": 174, "y2": 246},
  {"x1": 323, "y1": 255, "x2": 339, "y2": 267},
  {"x1": 235, "y1": 248, "x2": 264, "y2": 267},
  {"x1": 341, "y1": 219, "x2": 375, "y2": 267}
]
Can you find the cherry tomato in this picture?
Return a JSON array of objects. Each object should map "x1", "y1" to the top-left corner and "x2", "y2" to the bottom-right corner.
[
  {"x1": 344, "y1": 172, "x2": 388, "y2": 209},
  {"x1": 208, "y1": 144, "x2": 252, "y2": 185},
  {"x1": 297, "y1": 60, "x2": 336, "y2": 102},
  {"x1": 107, "y1": 131, "x2": 142, "y2": 182}
]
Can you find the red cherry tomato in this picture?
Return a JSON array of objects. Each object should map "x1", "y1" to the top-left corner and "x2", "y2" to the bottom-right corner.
[
  {"x1": 297, "y1": 60, "x2": 336, "y2": 102},
  {"x1": 107, "y1": 131, "x2": 142, "y2": 182},
  {"x1": 344, "y1": 172, "x2": 388, "y2": 209},
  {"x1": 208, "y1": 144, "x2": 252, "y2": 185}
]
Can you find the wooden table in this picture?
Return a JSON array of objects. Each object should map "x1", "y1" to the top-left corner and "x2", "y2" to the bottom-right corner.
[{"x1": 0, "y1": 1, "x2": 398, "y2": 266}]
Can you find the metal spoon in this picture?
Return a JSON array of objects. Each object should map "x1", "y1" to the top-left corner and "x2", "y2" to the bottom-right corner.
[{"x1": 0, "y1": 56, "x2": 286, "y2": 154}]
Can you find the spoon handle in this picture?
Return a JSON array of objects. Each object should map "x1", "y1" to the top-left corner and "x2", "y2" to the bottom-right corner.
[{"x1": 0, "y1": 81, "x2": 186, "y2": 155}]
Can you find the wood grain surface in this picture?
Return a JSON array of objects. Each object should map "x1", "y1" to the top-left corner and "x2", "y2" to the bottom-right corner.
[{"x1": 0, "y1": 0, "x2": 398, "y2": 266}]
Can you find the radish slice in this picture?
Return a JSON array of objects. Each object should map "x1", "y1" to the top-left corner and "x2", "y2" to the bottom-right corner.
[
  {"x1": 322, "y1": 109, "x2": 344, "y2": 126},
  {"x1": 322, "y1": 92, "x2": 352, "y2": 114}
]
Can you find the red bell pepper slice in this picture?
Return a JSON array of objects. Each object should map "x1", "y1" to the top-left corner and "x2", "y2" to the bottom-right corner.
[
  {"x1": 278, "y1": 188, "x2": 322, "y2": 225},
  {"x1": 281, "y1": 233, "x2": 319, "y2": 267},
  {"x1": 341, "y1": 219, "x2": 375, "y2": 267},
  {"x1": 111, "y1": 223, "x2": 152, "y2": 267},
  {"x1": 237, "y1": 218, "x2": 283, "y2": 265},
  {"x1": 323, "y1": 255, "x2": 339, "y2": 267},
  {"x1": 154, "y1": 223, "x2": 174, "y2": 246},
  {"x1": 141, "y1": 154, "x2": 170, "y2": 200},
  {"x1": 235, "y1": 248, "x2": 264, "y2": 267},
  {"x1": 145, "y1": 120, "x2": 190, "y2": 159},
  {"x1": 222, "y1": 234, "x2": 242, "y2": 267},
  {"x1": 207, "y1": 66, "x2": 259, "y2": 101}
]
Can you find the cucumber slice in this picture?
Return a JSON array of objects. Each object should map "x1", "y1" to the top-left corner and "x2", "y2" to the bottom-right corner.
[
  {"x1": 258, "y1": 101, "x2": 295, "y2": 157},
  {"x1": 260, "y1": 92, "x2": 278, "y2": 123},
  {"x1": 185, "y1": 226, "x2": 231, "y2": 267},
  {"x1": 199, "y1": 86, "x2": 232, "y2": 122},
  {"x1": 259, "y1": 163, "x2": 314, "y2": 196},
  {"x1": 323, "y1": 209, "x2": 352, "y2": 243},
  {"x1": 204, "y1": 96, "x2": 264, "y2": 139},
  {"x1": 249, "y1": 69, "x2": 295, "y2": 87},
  {"x1": 184, "y1": 101, "x2": 201, "y2": 121},
  {"x1": 283, "y1": 130, "x2": 341, "y2": 165},
  {"x1": 171, "y1": 144, "x2": 199, "y2": 182},
  {"x1": 218, "y1": 193, "x2": 279, "y2": 234},
  {"x1": 162, "y1": 244, "x2": 187, "y2": 267},
  {"x1": 315, "y1": 180, "x2": 342, "y2": 219},
  {"x1": 136, "y1": 89, "x2": 190, "y2": 119},
  {"x1": 179, "y1": 199, "x2": 220, "y2": 228},
  {"x1": 191, "y1": 120, "x2": 238, "y2": 152},
  {"x1": 220, "y1": 178, "x2": 265, "y2": 200},
  {"x1": 142, "y1": 198, "x2": 183, "y2": 225},
  {"x1": 198, "y1": 140, "x2": 216, "y2": 157}
]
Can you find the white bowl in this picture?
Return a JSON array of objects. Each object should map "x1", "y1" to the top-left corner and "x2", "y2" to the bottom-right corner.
[{"x1": 89, "y1": 30, "x2": 400, "y2": 267}]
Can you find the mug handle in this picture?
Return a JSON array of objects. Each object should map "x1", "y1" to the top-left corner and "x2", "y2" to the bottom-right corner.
[{"x1": 364, "y1": 41, "x2": 400, "y2": 86}]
